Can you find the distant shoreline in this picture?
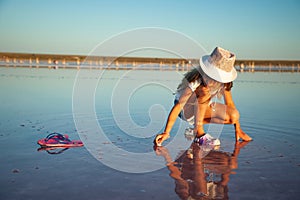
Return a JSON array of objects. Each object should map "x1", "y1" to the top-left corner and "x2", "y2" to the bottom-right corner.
[{"x1": 1, "y1": 52, "x2": 300, "y2": 72}]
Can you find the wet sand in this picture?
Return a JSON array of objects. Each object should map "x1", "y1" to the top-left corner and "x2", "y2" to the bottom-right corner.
[{"x1": 0, "y1": 67, "x2": 299, "y2": 199}]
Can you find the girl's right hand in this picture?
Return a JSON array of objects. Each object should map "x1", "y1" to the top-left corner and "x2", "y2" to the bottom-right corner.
[{"x1": 154, "y1": 132, "x2": 170, "y2": 146}]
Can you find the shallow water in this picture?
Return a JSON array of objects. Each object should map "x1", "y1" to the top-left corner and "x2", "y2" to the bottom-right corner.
[{"x1": 0, "y1": 67, "x2": 299, "y2": 200}]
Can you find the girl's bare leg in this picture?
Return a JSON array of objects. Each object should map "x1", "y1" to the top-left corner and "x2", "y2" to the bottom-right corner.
[{"x1": 204, "y1": 103, "x2": 252, "y2": 141}]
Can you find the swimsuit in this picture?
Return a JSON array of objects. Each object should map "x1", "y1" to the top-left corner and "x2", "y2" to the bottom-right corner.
[{"x1": 174, "y1": 78, "x2": 224, "y2": 125}]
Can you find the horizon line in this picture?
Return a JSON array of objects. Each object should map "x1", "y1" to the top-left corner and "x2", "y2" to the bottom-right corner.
[{"x1": 0, "y1": 52, "x2": 300, "y2": 63}]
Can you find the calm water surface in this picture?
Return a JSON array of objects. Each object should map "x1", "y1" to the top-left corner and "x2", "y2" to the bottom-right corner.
[{"x1": 0, "y1": 67, "x2": 299, "y2": 200}]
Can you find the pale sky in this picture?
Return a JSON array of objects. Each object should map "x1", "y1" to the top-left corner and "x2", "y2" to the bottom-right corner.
[{"x1": 0, "y1": 0, "x2": 299, "y2": 59}]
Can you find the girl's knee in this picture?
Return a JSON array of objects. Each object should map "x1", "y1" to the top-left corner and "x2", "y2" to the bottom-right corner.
[{"x1": 229, "y1": 108, "x2": 240, "y2": 123}]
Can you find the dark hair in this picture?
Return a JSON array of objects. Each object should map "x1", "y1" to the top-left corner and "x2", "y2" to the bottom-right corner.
[
  {"x1": 224, "y1": 81, "x2": 233, "y2": 91},
  {"x1": 177, "y1": 67, "x2": 206, "y2": 90},
  {"x1": 185, "y1": 68, "x2": 201, "y2": 83}
]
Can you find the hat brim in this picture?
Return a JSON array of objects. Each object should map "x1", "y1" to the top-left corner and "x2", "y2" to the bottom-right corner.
[{"x1": 199, "y1": 55, "x2": 237, "y2": 83}]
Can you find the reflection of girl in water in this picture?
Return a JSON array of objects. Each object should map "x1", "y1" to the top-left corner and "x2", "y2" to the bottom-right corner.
[{"x1": 155, "y1": 141, "x2": 249, "y2": 199}]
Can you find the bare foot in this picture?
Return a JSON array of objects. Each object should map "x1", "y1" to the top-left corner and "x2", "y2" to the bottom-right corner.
[
  {"x1": 235, "y1": 140, "x2": 251, "y2": 149},
  {"x1": 235, "y1": 129, "x2": 252, "y2": 141}
]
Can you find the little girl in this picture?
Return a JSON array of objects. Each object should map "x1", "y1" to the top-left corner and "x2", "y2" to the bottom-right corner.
[{"x1": 154, "y1": 47, "x2": 252, "y2": 146}]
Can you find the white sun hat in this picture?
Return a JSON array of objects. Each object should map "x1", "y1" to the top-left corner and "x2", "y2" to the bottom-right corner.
[{"x1": 199, "y1": 47, "x2": 237, "y2": 83}]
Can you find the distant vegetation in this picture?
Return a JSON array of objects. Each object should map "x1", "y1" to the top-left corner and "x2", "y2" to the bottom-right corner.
[{"x1": 1, "y1": 52, "x2": 299, "y2": 72}]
